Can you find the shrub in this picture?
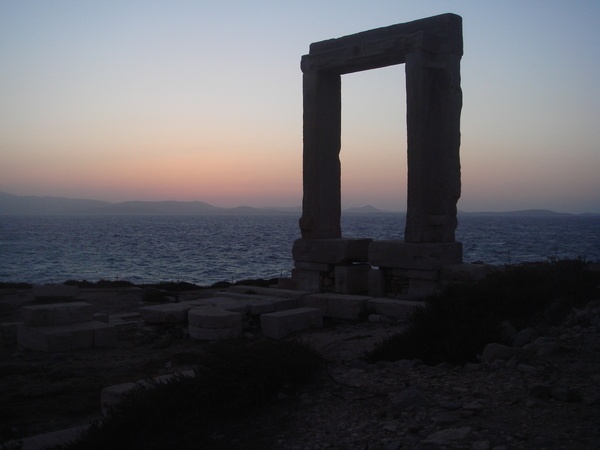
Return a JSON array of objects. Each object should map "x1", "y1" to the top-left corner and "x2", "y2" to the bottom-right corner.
[
  {"x1": 363, "y1": 259, "x2": 600, "y2": 366},
  {"x1": 46, "y1": 339, "x2": 323, "y2": 450}
]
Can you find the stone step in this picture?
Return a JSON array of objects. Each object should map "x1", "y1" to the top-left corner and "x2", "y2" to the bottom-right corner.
[
  {"x1": 17, "y1": 321, "x2": 117, "y2": 352},
  {"x1": 302, "y1": 293, "x2": 372, "y2": 320},
  {"x1": 21, "y1": 302, "x2": 94, "y2": 327},
  {"x1": 261, "y1": 307, "x2": 323, "y2": 339}
]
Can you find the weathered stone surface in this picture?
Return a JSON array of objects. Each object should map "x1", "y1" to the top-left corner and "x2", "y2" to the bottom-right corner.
[
  {"x1": 368, "y1": 269, "x2": 386, "y2": 297},
  {"x1": 303, "y1": 293, "x2": 370, "y2": 320},
  {"x1": 1, "y1": 322, "x2": 21, "y2": 346},
  {"x1": 392, "y1": 268, "x2": 439, "y2": 280},
  {"x1": 226, "y1": 285, "x2": 308, "y2": 300},
  {"x1": 188, "y1": 324, "x2": 242, "y2": 341},
  {"x1": 21, "y1": 302, "x2": 94, "y2": 327},
  {"x1": 261, "y1": 307, "x2": 323, "y2": 339},
  {"x1": 481, "y1": 343, "x2": 523, "y2": 363},
  {"x1": 32, "y1": 284, "x2": 79, "y2": 299},
  {"x1": 367, "y1": 298, "x2": 425, "y2": 320},
  {"x1": 200, "y1": 297, "x2": 249, "y2": 314},
  {"x1": 335, "y1": 264, "x2": 370, "y2": 294},
  {"x1": 390, "y1": 385, "x2": 431, "y2": 410},
  {"x1": 404, "y1": 49, "x2": 462, "y2": 243},
  {"x1": 512, "y1": 327, "x2": 538, "y2": 348},
  {"x1": 294, "y1": 260, "x2": 333, "y2": 272},
  {"x1": 407, "y1": 278, "x2": 440, "y2": 296},
  {"x1": 17, "y1": 321, "x2": 116, "y2": 352},
  {"x1": 139, "y1": 301, "x2": 205, "y2": 323},
  {"x1": 293, "y1": 238, "x2": 372, "y2": 264},
  {"x1": 101, "y1": 370, "x2": 195, "y2": 415},
  {"x1": 369, "y1": 240, "x2": 462, "y2": 270},
  {"x1": 188, "y1": 305, "x2": 242, "y2": 329},
  {"x1": 298, "y1": 13, "x2": 462, "y2": 245}
]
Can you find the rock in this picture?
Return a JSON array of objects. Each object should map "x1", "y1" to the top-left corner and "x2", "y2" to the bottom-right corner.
[
  {"x1": 512, "y1": 327, "x2": 538, "y2": 348},
  {"x1": 441, "y1": 401, "x2": 462, "y2": 411},
  {"x1": 499, "y1": 320, "x2": 518, "y2": 345},
  {"x1": 530, "y1": 384, "x2": 552, "y2": 399},
  {"x1": 550, "y1": 387, "x2": 582, "y2": 403},
  {"x1": 481, "y1": 343, "x2": 522, "y2": 363},
  {"x1": 390, "y1": 385, "x2": 430, "y2": 411},
  {"x1": 419, "y1": 427, "x2": 472, "y2": 446},
  {"x1": 432, "y1": 414, "x2": 459, "y2": 425},
  {"x1": 383, "y1": 441, "x2": 402, "y2": 450},
  {"x1": 142, "y1": 287, "x2": 167, "y2": 302},
  {"x1": 472, "y1": 440, "x2": 491, "y2": 450}
]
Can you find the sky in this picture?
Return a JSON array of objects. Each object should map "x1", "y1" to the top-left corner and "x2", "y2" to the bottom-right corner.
[{"x1": 1, "y1": 1, "x2": 599, "y2": 213}]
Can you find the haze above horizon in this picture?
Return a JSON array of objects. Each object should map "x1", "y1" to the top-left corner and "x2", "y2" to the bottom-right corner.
[{"x1": 1, "y1": 1, "x2": 599, "y2": 214}]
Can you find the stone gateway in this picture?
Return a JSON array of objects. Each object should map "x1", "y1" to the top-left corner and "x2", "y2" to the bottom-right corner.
[{"x1": 292, "y1": 13, "x2": 465, "y2": 295}]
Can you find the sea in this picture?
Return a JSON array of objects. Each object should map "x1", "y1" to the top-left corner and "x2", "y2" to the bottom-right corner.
[{"x1": 1, "y1": 214, "x2": 599, "y2": 286}]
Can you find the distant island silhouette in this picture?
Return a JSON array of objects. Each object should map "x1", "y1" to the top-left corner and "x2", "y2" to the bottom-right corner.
[{"x1": 0, "y1": 192, "x2": 597, "y2": 216}]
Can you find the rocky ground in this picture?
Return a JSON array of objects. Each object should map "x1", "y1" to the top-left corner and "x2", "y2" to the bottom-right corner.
[{"x1": 1, "y1": 287, "x2": 599, "y2": 449}]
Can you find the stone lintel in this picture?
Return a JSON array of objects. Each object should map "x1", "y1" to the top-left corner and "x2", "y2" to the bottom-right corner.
[
  {"x1": 369, "y1": 240, "x2": 462, "y2": 270},
  {"x1": 301, "y1": 31, "x2": 448, "y2": 75},
  {"x1": 307, "y1": 13, "x2": 462, "y2": 58},
  {"x1": 293, "y1": 238, "x2": 372, "y2": 264}
]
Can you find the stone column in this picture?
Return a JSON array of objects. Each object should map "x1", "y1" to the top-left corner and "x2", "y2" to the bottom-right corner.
[
  {"x1": 404, "y1": 50, "x2": 462, "y2": 243},
  {"x1": 299, "y1": 70, "x2": 342, "y2": 239}
]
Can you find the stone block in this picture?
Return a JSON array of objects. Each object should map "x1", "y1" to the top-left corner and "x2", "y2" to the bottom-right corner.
[
  {"x1": 213, "y1": 292, "x2": 279, "y2": 315},
  {"x1": 113, "y1": 321, "x2": 139, "y2": 339},
  {"x1": 101, "y1": 381, "x2": 138, "y2": 416},
  {"x1": 293, "y1": 238, "x2": 372, "y2": 264},
  {"x1": 391, "y1": 268, "x2": 439, "y2": 280},
  {"x1": 261, "y1": 307, "x2": 323, "y2": 339},
  {"x1": 94, "y1": 324, "x2": 118, "y2": 347},
  {"x1": 32, "y1": 284, "x2": 79, "y2": 299},
  {"x1": 188, "y1": 305, "x2": 242, "y2": 329},
  {"x1": 101, "y1": 370, "x2": 195, "y2": 415},
  {"x1": 335, "y1": 264, "x2": 370, "y2": 294},
  {"x1": 368, "y1": 269, "x2": 386, "y2": 297},
  {"x1": 21, "y1": 302, "x2": 94, "y2": 327},
  {"x1": 369, "y1": 240, "x2": 462, "y2": 270},
  {"x1": 110, "y1": 312, "x2": 141, "y2": 322},
  {"x1": 93, "y1": 313, "x2": 110, "y2": 323},
  {"x1": 271, "y1": 297, "x2": 299, "y2": 312},
  {"x1": 1, "y1": 322, "x2": 21, "y2": 346},
  {"x1": 188, "y1": 324, "x2": 243, "y2": 340},
  {"x1": 139, "y1": 301, "x2": 205, "y2": 323},
  {"x1": 367, "y1": 298, "x2": 425, "y2": 320},
  {"x1": 243, "y1": 298, "x2": 277, "y2": 315},
  {"x1": 294, "y1": 261, "x2": 333, "y2": 272},
  {"x1": 201, "y1": 297, "x2": 249, "y2": 314},
  {"x1": 17, "y1": 321, "x2": 116, "y2": 352},
  {"x1": 276, "y1": 277, "x2": 301, "y2": 290},
  {"x1": 303, "y1": 293, "x2": 371, "y2": 320},
  {"x1": 408, "y1": 278, "x2": 440, "y2": 296},
  {"x1": 226, "y1": 285, "x2": 309, "y2": 299},
  {"x1": 440, "y1": 263, "x2": 494, "y2": 282}
]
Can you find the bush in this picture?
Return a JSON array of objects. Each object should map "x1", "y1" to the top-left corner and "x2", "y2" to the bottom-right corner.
[
  {"x1": 363, "y1": 259, "x2": 600, "y2": 366},
  {"x1": 46, "y1": 339, "x2": 323, "y2": 450}
]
